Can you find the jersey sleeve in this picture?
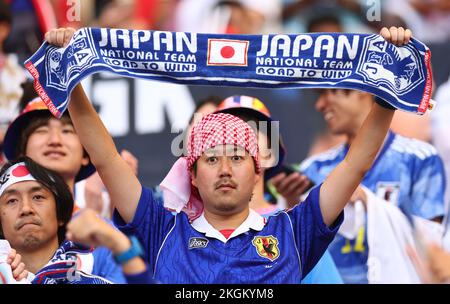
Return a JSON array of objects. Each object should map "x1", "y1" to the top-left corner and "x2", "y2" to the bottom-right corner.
[
  {"x1": 124, "y1": 267, "x2": 158, "y2": 284},
  {"x1": 409, "y1": 154, "x2": 446, "y2": 220},
  {"x1": 300, "y1": 249, "x2": 343, "y2": 284},
  {"x1": 112, "y1": 185, "x2": 176, "y2": 271},
  {"x1": 92, "y1": 247, "x2": 126, "y2": 283},
  {"x1": 287, "y1": 184, "x2": 344, "y2": 278}
]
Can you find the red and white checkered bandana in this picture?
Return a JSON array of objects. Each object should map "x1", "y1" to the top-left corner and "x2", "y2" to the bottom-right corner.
[{"x1": 187, "y1": 113, "x2": 260, "y2": 173}]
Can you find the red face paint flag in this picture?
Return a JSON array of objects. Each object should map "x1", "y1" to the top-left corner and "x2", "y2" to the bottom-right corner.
[{"x1": 207, "y1": 39, "x2": 249, "y2": 66}]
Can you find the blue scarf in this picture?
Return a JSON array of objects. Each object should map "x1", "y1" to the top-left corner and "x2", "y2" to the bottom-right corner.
[
  {"x1": 31, "y1": 241, "x2": 112, "y2": 284},
  {"x1": 25, "y1": 28, "x2": 433, "y2": 117}
]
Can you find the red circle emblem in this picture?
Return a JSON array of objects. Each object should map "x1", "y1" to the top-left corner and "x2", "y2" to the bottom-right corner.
[
  {"x1": 220, "y1": 46, "x2": 235, "y2": 59},
  {"x1": 12, "y1": 165, "x2": 30, "y2": 177}
]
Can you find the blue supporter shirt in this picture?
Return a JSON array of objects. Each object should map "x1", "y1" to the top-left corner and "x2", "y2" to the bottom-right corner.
[
  {"x1": 92, "y1": 247, "x2": 126, "y2": 283},
  {"x1": 300, "y1": 250, "x2": 343, "y2": 284},
  {"x1": 113, "y1": 184, "x2": 343, "y2": 284},
  {"x1": 300, "y1": 131, "x2": 447, "y2": 283},
  {"x1": 124, "y1": 267, "x2": 158, "y2": 284},
  {"x1": 260, "y1": 208, "x2": 343, "y2": 284}
]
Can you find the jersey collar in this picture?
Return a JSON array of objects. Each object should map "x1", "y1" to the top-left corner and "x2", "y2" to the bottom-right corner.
[{"x1": 191, "y1": 209, "x2": 266, "y2": 243}]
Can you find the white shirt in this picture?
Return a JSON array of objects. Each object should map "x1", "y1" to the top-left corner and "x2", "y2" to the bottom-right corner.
[{"x1": 191, "y1": 209, "x2": 266, "y2": 243}]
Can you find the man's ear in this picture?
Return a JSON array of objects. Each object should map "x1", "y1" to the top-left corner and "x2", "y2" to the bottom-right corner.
[
  {"x1": 81, "y1": 153, "x2": 90, "y2": 167},
  {"x1": 191, "y1": 170, "x2": 197, "y2": 188},
  {"x1": 254, "y1": 171, "x2": 261, "y2": 186}
]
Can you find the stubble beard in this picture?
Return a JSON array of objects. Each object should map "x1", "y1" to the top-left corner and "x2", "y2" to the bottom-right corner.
[{"x1": 21, "y1": 234, "x2": 43, "y2": 251}]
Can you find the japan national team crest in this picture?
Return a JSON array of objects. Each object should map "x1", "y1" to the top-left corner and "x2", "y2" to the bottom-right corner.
[
  {"x1": 46, "y1": 28, "x2": 98, "y2": 90},
  {"x1": 252, "y1": 236, "x2": 280, "y2": 262},
  {"x1": 356, "y1": 35, "x2": 424, "y2": 95}
]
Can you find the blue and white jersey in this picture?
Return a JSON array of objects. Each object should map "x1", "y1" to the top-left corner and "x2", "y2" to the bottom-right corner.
[
  {"x1": 301, "y1": 131, "x2": 446, "y2": 219},
  {"x1": 113, "y1": 184, "x2": 343, "y2": 284},
  {"x1": 260, "y1": 208, "x2": 343, "y2": 284},
  {"x1": 300, "y1": 131, "x2": 447, "y2": 283},
  {"x1": 92, "y1": 247, "x2": 126, "y2": 283}
]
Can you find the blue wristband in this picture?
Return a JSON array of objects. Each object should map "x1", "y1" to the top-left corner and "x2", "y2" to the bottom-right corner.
[{"x1": 113, "y1": 236, "x2": 144, "y2": 265}]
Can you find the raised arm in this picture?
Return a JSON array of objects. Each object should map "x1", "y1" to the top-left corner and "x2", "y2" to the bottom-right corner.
[
  {"x1": 319, "y1": 27, "x2": 411, "y2": 226},
  {"x1": 45, "y1": 28, "x2": 141, "y2": 223},
  {"x1": 66, "y1": 209, "x2": 148, "y2": 279}
]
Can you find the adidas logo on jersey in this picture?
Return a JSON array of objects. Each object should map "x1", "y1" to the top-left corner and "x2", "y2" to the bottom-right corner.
[{"x1": 188, "y1": 237, "x2": 209, "y2": 250}]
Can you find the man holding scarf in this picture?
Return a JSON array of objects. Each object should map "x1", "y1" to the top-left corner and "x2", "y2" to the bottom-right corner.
[{"x1": 43, "y1": 26, "x2": 411, "y2": 283}]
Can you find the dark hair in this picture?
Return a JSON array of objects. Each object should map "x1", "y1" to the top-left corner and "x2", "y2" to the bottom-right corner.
[
  {"x1": 17, "y1": 81, "x2": 73, "y2": 157},
  {"x1": 307, "y1": 14, "x2": 342, "y2": 32},
  {"x1": 0, "y1": 0, "x2": 11, "y2": 25},
  {"x1": 19, "y1": 81, "x2": 39, "y2": 111},
  {"x1": 16, "y1": 112, "x2": 73, "y2": 157},
  {"x1": 315, "y1": 88, "x2": 353, "y2": 96},
  {"x1": 0, "y1": 157, "x2": 74, "y2": 245}
]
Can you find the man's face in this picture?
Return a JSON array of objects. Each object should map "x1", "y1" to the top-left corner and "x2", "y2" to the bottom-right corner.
[
  {"x1": 0, "y1": 181, "x2": 60, "y2": 252},
  {"x1": 315, "y1": 89, "x2": 367, "y2": 135},
  {"x1": 191, "y1": 145, "x2": 260, "y2": 215},
  {"x1": 25, "y1": 118, "x2": 89, "y2": 182}
]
